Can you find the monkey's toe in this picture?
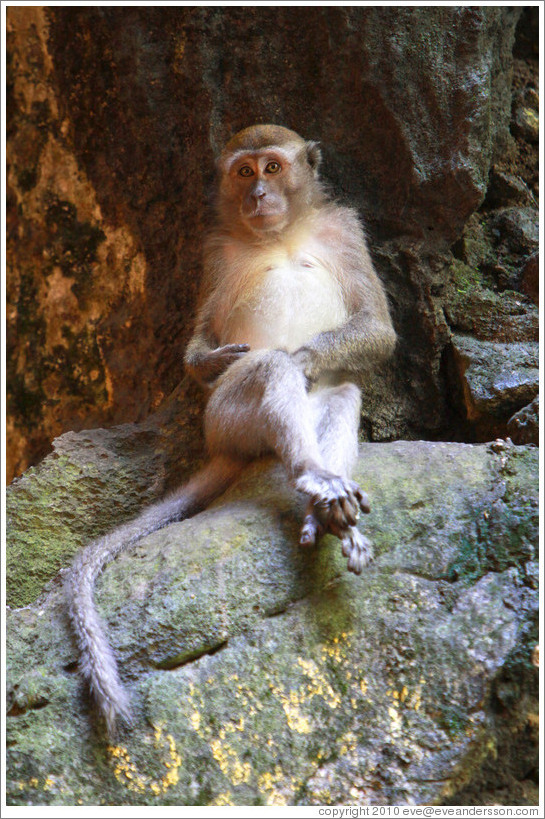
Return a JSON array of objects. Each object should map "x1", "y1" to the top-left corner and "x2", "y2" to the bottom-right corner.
[
  {"x1": 348, "y1": 481, "x2": 371, "y2": 515},
  {"x1": 300, "y1": 513, "x2": 322, "y2": 547},
  {"x1": 339, "y1": 494, "x2": 358, "y2": 526},
  {"x1": 341, "y1": 529, "x2": 374, "y2": 575}
]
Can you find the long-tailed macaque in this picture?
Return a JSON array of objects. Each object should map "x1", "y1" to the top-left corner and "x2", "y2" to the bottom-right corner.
[{"x1": 68, "y1": 124, "x2": 396, "y2": 735}]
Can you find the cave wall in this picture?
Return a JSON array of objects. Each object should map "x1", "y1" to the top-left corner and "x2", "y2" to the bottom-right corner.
[{"x1": 6, "y1": 5, "x2": 538, "y2": 482}]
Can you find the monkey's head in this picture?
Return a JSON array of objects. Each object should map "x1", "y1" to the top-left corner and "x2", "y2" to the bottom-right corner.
[{"x1": 217, "y1": 124, "x2": 324, "y2": 236}]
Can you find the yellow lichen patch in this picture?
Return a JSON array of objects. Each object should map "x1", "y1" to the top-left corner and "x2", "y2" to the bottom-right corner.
[
  {"x1": 269, "y1": 682, "x2": 311, "y2": 734},
  {"x1": 186, "y1": 686, "x2": 209, "y2": 739},
  {"x1": 405, "y1": 686, "x2": 421, "y2": 711},
  {"x1": 106, "y1": 728, "x2": 182, "y2": 797},
  {"x1": 227, "y1": 716, "x2": 244, "y2": 732},
  {"x1": 158, "y1": 730, "x2": 182, "y2": 791},
  {"x1": 257, "y1": 765, "x2": 293, "y2": 806},
  {"x1": 211, "y1": 791, "x2": 235, "y2": 806},
  {"x1": 320, "y1": 631, "x2": 352, "y2": 664},
  {"x1": 338, "y1": 731, "x2": 358, "y2": 756},
  {"x1": 188, "y1": 681, "x2": 205, "y2": 710},
  {"x1": 315, "y1": 787, "x2": 333, "y2": 804},
  {"x1": 219, "y1": 716, "x2": 245, "y2": 738},
  {"x1": 298, "y1": 657, "x2": 342, "y2": 709},
  {"x1": 107, "y1": 745, "x2": 147, "y2": 794},
  {"x1": 360, "y1": 678, "x2": 368, "y2": 695},
  {"x1": 388, "y1": 699, "x2": 403, "y2": 737},
  {"x1": 268, "y1": 652, "x2": 346, "y2": 734},
  {"x1": 283, "y1": 702, "x2": 311, "y2": 734},
  {"x1": 189, "y1": 710, "x2": 201, "y2": 731},
  {"x1": 234, "y1": 680, "x2": 263, "y2": 717},
  {"x1": 401, "y1": 682, "x2": 424, "y2": 712},
  {"x1": 210, "y1": 738, "x2": 251, "y2": 786}
]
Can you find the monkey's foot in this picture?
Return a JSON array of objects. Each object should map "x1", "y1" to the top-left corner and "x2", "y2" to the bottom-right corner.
[
  {"x1": 296, "y1": 469, "x2": 370, "y2": 532},
  {"x1": 299, "y1": 511, "x2": 324, "y2": 547},
  {"x1": 341, "y1": 528, "x2": 374, "y2": 575}
]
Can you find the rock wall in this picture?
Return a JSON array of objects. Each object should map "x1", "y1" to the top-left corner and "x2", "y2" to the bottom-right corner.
[{"x1": 6, "y1": 5, "x2": 538, "y2": 482}]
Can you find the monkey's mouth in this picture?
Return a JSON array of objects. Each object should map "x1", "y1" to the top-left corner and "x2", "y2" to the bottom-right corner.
[{"x1": 245, "y1": 208, "x2": 287, "y2": 229}]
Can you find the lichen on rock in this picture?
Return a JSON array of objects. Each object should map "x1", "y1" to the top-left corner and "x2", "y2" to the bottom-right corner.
[{"x1": 5, "y1": 438, "x2": 539, "y2": 806}]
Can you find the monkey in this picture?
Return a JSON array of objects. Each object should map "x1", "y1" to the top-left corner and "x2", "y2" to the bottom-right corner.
[{"x1": 67, "y1": 124, "x2": 396, "y2": 736}]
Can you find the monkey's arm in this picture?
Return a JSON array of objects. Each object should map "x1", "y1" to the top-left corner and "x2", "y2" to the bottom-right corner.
[
  {"x1": 293, "y1": 210, "x2": 396, "y2": 381},
  {"x1": 184, "y1": 300, "x2": 249, "y2": 387},
  {"x1": 292, "y1": 309, "x2": 396, "y2": 383},
  {"x1": 186, "y1": 341, "x2": 250, "y2": 387}
]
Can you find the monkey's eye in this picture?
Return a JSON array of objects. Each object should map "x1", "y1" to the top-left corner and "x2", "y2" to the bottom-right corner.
[
  {"x1": 265, "y1": 161, "x2": 281, "y2": 174},
  {"x1": 238, "y1": 165, "x2": 254, "y2": 177}
]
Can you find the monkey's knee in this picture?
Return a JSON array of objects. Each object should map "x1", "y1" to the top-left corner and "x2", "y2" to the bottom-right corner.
[
  {"x1": 319, "y1": 382, "x2": 361, "y2": 416},
  {"x1": 204, "y1": 349, "x2": 302, "y2": 459}
]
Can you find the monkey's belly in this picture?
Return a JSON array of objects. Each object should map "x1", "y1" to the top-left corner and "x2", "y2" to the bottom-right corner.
[{"x1": 219, "y1": 264, "x2": 347, "y2": 352}]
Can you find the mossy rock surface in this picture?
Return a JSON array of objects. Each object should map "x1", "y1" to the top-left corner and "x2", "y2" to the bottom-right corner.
[{"x1": 6, "y1": 437, "x2": 538, "y2": 806}]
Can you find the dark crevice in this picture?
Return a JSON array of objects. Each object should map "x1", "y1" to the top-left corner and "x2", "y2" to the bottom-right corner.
[
  {"x1": 7, "y1": 698, "x2": 50, "y2": 717},
  {"x1": 264, "y1": 604, "x2": 289, "y2": 619},
  {"x1": 155, "y1": 638, "x2": 229, "y2": 671}
]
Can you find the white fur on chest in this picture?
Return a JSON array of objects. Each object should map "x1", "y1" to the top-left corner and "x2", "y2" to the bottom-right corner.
[{"x1": 215, "y1": 237, "x2": 347, "y2": 352}]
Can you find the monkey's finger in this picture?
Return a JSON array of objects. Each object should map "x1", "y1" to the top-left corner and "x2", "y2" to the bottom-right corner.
[
  {"x1": 328, "y1": 500, "x2": 354, "y2": 533},
  {"x1": 300, "y1": 530, "x2": 315, "y2": 548},
  {"x1": 347, "y1": 553, "x2": 364, "y2": 575},
  {"x1": 353, "y1": 488, "x2": 371, "y2": 515},
  {"x1": 223, "y1": 343, "x2": 250, "y2": 353},
  {"x1": 310, "y1": 495, "x2": 331, "y2": 517},
  {"x1": 339, "y1": 495, "x2": 358, "y2": 527},
  {"x1": 300, "y1": 514, "x2": 322, "y2": 547},
  {"x1": 345, "y1": 487, "x2": 364, "y2": 515},
  {"x1": 225, "y1": 352, "x2": 251, "y2": 364}
]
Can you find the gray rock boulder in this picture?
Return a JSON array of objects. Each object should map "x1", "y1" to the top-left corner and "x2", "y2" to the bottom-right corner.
[
  {"x1": 451, "y1": 335, "x2": 539, "y2": 422},
  {"x1": 6, "y1": 435, "x2": 538, "y2": 806}
]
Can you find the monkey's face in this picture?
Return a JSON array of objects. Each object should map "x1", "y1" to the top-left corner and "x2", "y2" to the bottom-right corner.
[{"x1": 219, "y1": 144, "x2": 321, "y2": 235}]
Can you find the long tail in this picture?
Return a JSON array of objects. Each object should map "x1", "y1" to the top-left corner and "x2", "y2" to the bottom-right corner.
[{"x1": 66, "y1": 455, "x2": 243, "y2": 736}]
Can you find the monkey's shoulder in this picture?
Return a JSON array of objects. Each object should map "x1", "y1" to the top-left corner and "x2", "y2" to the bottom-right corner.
[{"x1": 312, "y1": 203, "x2": 368, "y2": 244}]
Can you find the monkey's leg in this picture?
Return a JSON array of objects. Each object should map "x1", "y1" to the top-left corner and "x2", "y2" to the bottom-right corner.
[
  {"x1": 300, "y1": 382, "x2": 373, "y2": 574},
  {"x1": 68, "y1": 453, "x2": 244, "y2": 736},
  {"x1": 204, "y1": 350, "x2": 366, "y2": 531}
]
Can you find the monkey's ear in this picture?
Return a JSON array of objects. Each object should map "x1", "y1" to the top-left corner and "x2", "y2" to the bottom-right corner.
[{"x1": 305, "y1": 141, "x2": 322, "y2": 174}]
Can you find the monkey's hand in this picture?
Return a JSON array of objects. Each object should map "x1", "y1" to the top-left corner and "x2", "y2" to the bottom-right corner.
[
  {"x1": 188, "y1": 344, "x2": 250, "y2": 385},
  {"x1": 296, "y1": 470, "x2": 370, "y2": 533},
  {"x1": 291, "y1": 346, "x2": 317, "y2": 384}
]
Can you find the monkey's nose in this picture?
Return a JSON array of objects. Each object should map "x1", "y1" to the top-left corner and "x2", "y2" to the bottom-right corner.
[{"x1": 251, "y1": 181, "x2": 267, "y2": 200}]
